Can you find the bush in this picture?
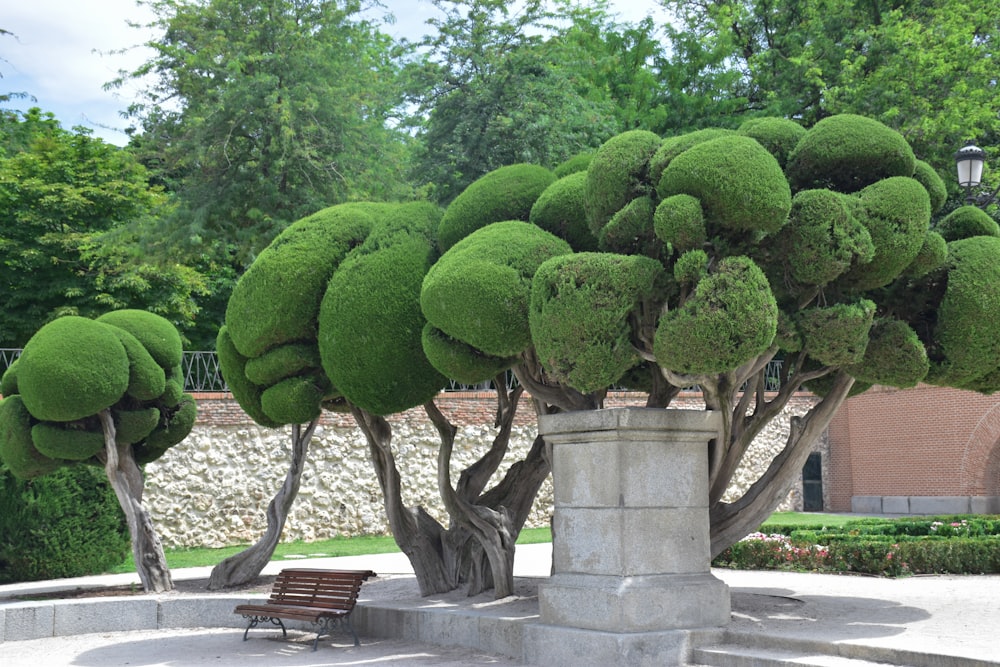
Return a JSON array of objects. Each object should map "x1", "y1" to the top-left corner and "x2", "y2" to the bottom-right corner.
[
  {"x1": 714, "y1": 515, "x2": 1000, "y2": 577},
  {"x1": 0, "y1": 465, "x2": 129, "y2": 583}
]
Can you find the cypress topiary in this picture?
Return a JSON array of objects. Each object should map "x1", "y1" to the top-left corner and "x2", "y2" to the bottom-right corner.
[
  {"x1": 737, "y1": 117, "x2": 806, "y2": 168},
  {"x1": 936, "y1": 205, "x2": 1000, "y2": 242}
]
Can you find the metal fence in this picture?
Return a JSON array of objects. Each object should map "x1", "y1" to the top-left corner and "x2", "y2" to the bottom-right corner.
[{"x1": 0, "y1": 349, "x2": 784, "y2": 395}]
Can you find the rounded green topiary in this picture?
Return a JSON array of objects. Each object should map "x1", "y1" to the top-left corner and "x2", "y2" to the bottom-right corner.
[
  {"x1": 912, "y1": 160, "x2": 947, "y2": 213},
  {"x1": 320, "y1": 232, "x2": 446, "y2": 416},
  {"x1": 17, "y1": 317, "x2": 130, "y2": 423},
  {"x1": 115, "y1": 408, "x2": 161, "y2": 445},
  {"x1": 654, "y1": 256, "x2": 778, "y2": 375},
  {"x1": 844, "y1": 318, "x2": 928, "y2": 387},
  {"x1": 160, "y1": 378, "x2": 184, "y2": 408},
  {"x1": 102, "y1": 325, "x2": 166, "y2": 402},
  {"x1": 674, "y1": 249, "x2": 709, "y2": 286},
  {"x1": 529, "y1": 171, "x2": 600, "y2": 251},
  {"x1": 215, "y1": 326, "x2": 278, "y2": 428},
  {"x1": 599, "y1": 196, "x2": 659, "y2": 255},
  {"x1": 138, "y1": 393, "x2": 197, "y2": 463},
  {"x1": 772, "y1": 189, "x2": 873, "y2": 287},
  {"x1": 553, "y1": 151, "x2": 594, "y2": 178},
  {"x1": 31, "y1": 422, "x2": 105, "y2": 461},
  {"x1": 0, "y1": 396, "x2": 63, "y2": 479},
  {"x1": 904, "y1": 230, "x2": 948, "y2": 278},
  {"x1": 244, "y1": 343, "x2": 322, "y2": 387},
  {"x1": 1, "y1": 359, "x2": 18, "y2": 396},
  {"x1": 421, "y1": 221, "x2": 573, "y2": 359},
  {"x1": 737, "y1": 117, "x2": 806, "y2": 168},
  {"x1": 786, "y1": 114, "x2": 916, "y2": 193},
  {"x1": 96, "y1": 310, "x2": 182, "y2": 370},
  {"x1": 658, "y1": 135, "x2": 792, "y2": 234},
  {"x1": 797, "y1": 300, "x2": 876, "y2": 367},
  {"x1": 421, "y1": 324, "x2": 516, "y2": 386},
  {"x1": 437, "y1": 164, "x2": 556, "y2": 252},
  {"x1": 926, "y1": 236, "x2": 1000, "y2": 387},
  {"x1": 530, "y1": 253, "x2": 665, "y2": 393},
  {"x1": 936, "y1": 205, "x2": 1000, "y2": 242},
  {"x1": 649, "y1": 128, "x2": 738, "y2": 185},
  {"x1": 585, "y1": 130, "x2": 663, "y2": 236},
  {"x1": 225, "y1": 203, "x2": 376, "y2": 358},
  {"x1": 260, "y1": 376, "x2": 324, "y2": 425},
  {"x1": 654, "y1": 194, "x2": 706, "y2": 252},
  {"x1": 837, "y1": 177, "x2": 931, "y2": 291}
]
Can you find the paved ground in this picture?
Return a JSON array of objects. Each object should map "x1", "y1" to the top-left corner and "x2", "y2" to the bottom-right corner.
[{"x1": 2, "y1": 544, "x2": 999, "y2": 666}]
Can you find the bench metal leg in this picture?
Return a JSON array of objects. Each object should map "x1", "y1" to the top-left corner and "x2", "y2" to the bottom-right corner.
[{"x1": 242, "y1": 616, "x2": 286, "y2": 641}]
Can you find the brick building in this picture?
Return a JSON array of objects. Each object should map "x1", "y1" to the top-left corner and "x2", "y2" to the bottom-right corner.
[{"x1": 827, "y1": 384, "x2": 1000, "y2": 515}]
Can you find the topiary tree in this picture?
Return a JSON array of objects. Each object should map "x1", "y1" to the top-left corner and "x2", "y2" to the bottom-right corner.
[
  {"x1": 0, "y1": 310, "x2": 194, "y2": 592},
  {"x1": 217, "y1": 197, "x2": 557, "y2": 598},
  {"x1": 419, "y1": 114, "x2": 997, "y2": 558}
]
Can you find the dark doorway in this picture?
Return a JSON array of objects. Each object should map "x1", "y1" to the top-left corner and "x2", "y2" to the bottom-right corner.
[{"x1": 802, "y1": 452, "x2": 823, "y2": 511}]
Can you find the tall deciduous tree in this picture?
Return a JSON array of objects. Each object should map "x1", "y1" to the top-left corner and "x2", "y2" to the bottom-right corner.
[
  {"x1": 110, "y1": 0, "x2": 414, "y2": 261},
  {"x1": 0, "y1": 109, "x2": 206, "y2": 348},
  {"x1": 400, "y1": 0, "x2": 624, "y2": 204}
]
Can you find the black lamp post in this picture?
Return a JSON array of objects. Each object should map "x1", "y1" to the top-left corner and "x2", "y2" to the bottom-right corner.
[{"x1": 955, "y1": 141, "x2": 998, "y2": 208}]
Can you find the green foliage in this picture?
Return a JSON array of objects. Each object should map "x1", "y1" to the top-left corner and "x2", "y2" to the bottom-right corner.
[
  {"x1": 16, "y1": 317, "x2": 131, "y2": 423},
  {"x1": 244, "y1": 344, "x2": 322, "y2": 387},
  {"x1": 224, "y1": 204, "x2": 375, "y2": 359},
  {"x1": 553, "y1": 152, "x2": 594, "y2": 178},
  {"x1": 599, "y1": 196, "x2": 659, "y2": 255},
  {"x1": 0, "y1": 311, "x2": 194, "y2": 479},
  {"x1": 96, "y1": 310, "x2": 183, "y2": 370},
  {"x1": 584, "y1": 129, "x2": 662, "y2": 236},
  {"x1": 654, "y1": 194, "x2": 706, "y2": 253},
  {"x1": 836, "y1": 177, "x2": 931, "y2": 292},
  {"x1": 787, "y1": 115, "x2": 916, "y2": 194},
  {"x1": 215, "y1": 327, "x2": 277, "y2": 428},
  {"x1": 421, "y1": 325, "x2": 516, "y2": 386},
  {"x1": 925, "y1": 236, "x2": 1000, "y2": 390},
  {"x1": 259, "y1": 377, "x2": 324, "y2": 426},
  {"x1": 0, "y1": 109, "x2": 200, "y2": 348},
  {"x1": 649, "y1": 129, "x2": 739, "y2": 186},
  {"x1": 529, "y1": 171, "x2": 600, "y2": 252},
  {"x1": 658, "y1": 135, "x2": 791, "y2": 234},
  {"x1": 30, "y1": 423, "x2": 105, "y2": 461},
  {"x1": 530, "y1": 253, "x2": 665, "y2": 393},
  {"x1": 114, "y1": 0, "x2": 412, "y2": 260},
  {"x1": 422, "y1": 221, "x2": 573, "y2": 359},
  {"x1": 936, "y1": 206, "x2": 1000, "y2": 242},
  {"x1": 737, "y1": 117, "x2": 806, "y2": 168},
  {"x1": 0, "y1": 359, "x2": 17, "y2": 396},
  {"x1": 912, "y1": 160, "x2": 947, "y2": 214},
  {"x1": 0, "y1": 466, "x2": 129, "y2": 584},
  {"x1": 904, "y1": 230, "x2": 948, "y2": 278},
  {"x1": 320, "y1": 228, "x2": 446, "y2": 416},
  {"x1": 674, "y1": 249, "x2": 709, "y2": 286},
  {"x1": 797, "y1": 300, "x2": 875, "y2": 367},
  {"x1": 654, "y1": 256, "x2": 777, "y2": 375},
  {"x1": 437, "y1": 163, "x2": 556, "y2": 252},
  {"x1": 769, "y1": 189, "x2": 872, "y2": 288},
  {"x1": 844, "y1": 318, "x2": 929, "y2": 388}
]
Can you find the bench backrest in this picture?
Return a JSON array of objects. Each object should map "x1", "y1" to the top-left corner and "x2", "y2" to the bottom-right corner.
[{"x1": 267, "y1": 568, "x2": 376, "y2": 611}]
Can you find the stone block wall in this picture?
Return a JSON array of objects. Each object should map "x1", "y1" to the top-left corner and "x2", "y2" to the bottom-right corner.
[{"x1": 143, "y1": 392, "x2": 819, "y2": 549}]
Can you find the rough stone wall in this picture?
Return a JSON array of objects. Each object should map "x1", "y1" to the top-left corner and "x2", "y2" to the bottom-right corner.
[{"x1": 143, "y1": 392, "x2": 819, "y2": 549}]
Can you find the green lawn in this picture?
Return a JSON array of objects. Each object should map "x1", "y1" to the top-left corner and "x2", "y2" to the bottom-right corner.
[{"x1": 109, "y1": 513, "x2": 843, "y2": 574}]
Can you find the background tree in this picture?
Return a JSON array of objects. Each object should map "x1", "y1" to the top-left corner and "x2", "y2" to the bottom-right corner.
[
  {"x1": 219, "y1": 195, "x2": 558, "y2": 597},
  {"x1": 400, "y1": 0, "x2": 624, "y2": 204},
  {"x1": 419, "y1": 114, "x2": 1000, "y2": 557},
  {"x1": 111, "y1": 0, "x2": 415, "y2": 263},
  {"x1": 0, "y1": 310, "x2": 197, "y2": 592},
  {"x1": 0, "y1": 108, "x2": 207, "y2": 348},
  {"x1": 656, "y1": 0, "x2": 1000, "y2": 175}
]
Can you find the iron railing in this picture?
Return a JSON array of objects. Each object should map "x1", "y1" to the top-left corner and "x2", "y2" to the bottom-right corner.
[{"x1": 0, "y1": 349, "x2": 784, "y2": 395}]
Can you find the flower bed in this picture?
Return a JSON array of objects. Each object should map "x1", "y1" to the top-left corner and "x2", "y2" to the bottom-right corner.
[{"x1": 712, "y1": 515, "x2": 1000, "y2": 576}]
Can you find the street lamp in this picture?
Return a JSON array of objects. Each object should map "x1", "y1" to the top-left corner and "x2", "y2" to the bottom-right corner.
[{"x1": 955, "y1": 141, "x2": 998, "y2": 207}]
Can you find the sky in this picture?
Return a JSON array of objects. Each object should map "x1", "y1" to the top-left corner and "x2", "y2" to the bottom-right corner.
[{"x1": 2, "y1": 0, "x2": 671, "y2": 146}]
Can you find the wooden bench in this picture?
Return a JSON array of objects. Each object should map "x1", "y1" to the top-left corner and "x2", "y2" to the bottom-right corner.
[{"x1": 234, "y1": 568, "x2": 376, "y2": 651}]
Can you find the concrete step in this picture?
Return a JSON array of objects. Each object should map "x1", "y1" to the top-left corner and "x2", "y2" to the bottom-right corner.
[{"x1": 692, "y1": 643, "x2": 897, "y2": 667}]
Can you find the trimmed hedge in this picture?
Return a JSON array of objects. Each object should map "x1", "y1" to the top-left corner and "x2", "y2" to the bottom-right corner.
[{"x1": 716, "y1": 516, "x2": 1000, "y2": 576}]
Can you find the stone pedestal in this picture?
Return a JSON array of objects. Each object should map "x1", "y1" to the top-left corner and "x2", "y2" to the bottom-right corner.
[{"x1": 525, "y1": 408, "x2": 730, "y2": 666}]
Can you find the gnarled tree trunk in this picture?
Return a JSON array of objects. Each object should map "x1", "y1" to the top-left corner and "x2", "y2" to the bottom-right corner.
[
  {"x1": 98, "y1": 410, "x2": 172, "y2": 593},
  {"x1": 208, "y1": 419, "x2": 318, "y2": 589}
]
